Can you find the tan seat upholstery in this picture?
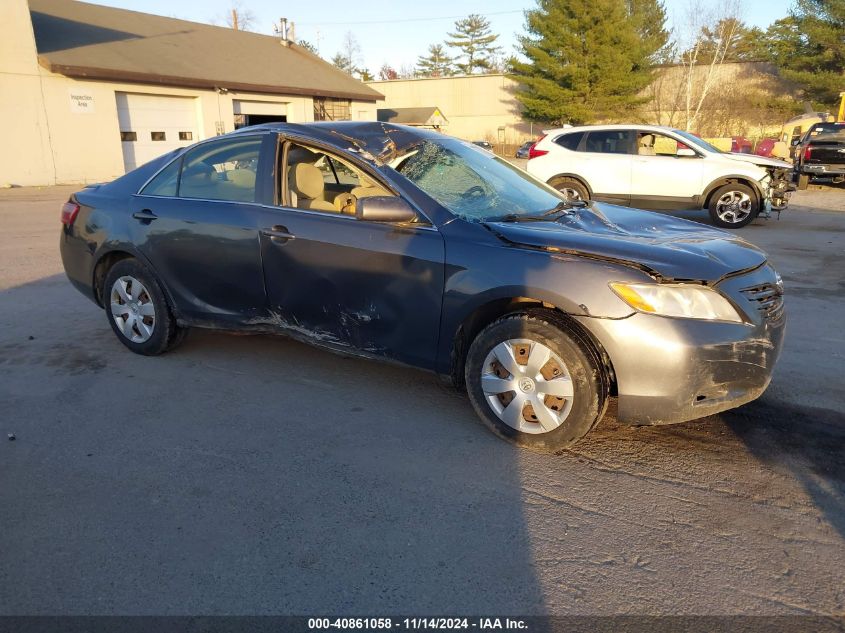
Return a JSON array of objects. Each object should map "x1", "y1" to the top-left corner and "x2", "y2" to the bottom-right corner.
[
  {"x1": 288, "y1": 163, "x2": 335, "y2": 212},
  {"x1": 227, "y1": 169, "x2": 256, "y2": 189},
  {"x1": 638, "y1": 134, "x2": 656, "y2": 156}
]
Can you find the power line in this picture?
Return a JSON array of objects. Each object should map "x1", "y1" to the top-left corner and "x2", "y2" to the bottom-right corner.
[{"x1": 296, "y1": 9, "x2": 522, "y2": 27}]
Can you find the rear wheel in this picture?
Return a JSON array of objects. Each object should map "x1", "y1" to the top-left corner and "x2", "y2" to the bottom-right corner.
[
  {"x1": 708, "y1": 183, "x2": 758, "y2": 228},
  {"x1": 464, "y1": 311, "x2": 608, "y2": 453},
  {"x1": 548, "y1": 176, "x2": 589, "y2": 202},
  {"x1": 103, "y1": 259, "x2": 187, "y2": 355}
]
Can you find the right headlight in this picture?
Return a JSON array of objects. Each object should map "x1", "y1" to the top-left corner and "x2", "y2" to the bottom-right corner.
[{"x1": 610, "y1": 282, "x2": 744, "y2": 323}]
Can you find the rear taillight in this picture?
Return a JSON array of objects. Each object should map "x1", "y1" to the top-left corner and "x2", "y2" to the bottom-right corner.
[
  {"x1": 804, "y1": 146, "x2": 812, "y2": 160},
  {"x1": 60, "y1": 201, "x2": 80, "y2": 226},
  {"x1": 528, "y1": 135, "x2": 549, "y2": 159}
]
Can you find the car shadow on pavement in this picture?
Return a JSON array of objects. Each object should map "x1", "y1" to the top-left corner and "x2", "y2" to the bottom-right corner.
[
  {"x1": 0, "y1": 274, "x2": 550, "y2": 614},
  {"x1": 723, "y1": 398, "x2": 845, "y2": 539}
]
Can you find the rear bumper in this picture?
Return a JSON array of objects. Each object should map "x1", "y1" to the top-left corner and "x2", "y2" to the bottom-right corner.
[
  {"x1": 59, "y1": 228, "x2": 98, "y2": 305},
  {"x1": 801, "y1": 164, "x2": 845, "y2": 176}
]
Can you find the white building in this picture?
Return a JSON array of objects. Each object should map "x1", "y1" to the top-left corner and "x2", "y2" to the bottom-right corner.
[{"x1": 1, "y1": 0, "x2": 383, "y2": 186}]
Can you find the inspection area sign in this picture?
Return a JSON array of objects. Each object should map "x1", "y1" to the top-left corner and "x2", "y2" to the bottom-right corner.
[{"x1": 68, "y1": 90, "x2": 95, "y2": 113}]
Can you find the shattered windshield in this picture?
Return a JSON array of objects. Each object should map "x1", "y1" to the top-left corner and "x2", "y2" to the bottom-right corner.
[{"x1": 390, "y1": 138, "x2": 566, "y2": 222}]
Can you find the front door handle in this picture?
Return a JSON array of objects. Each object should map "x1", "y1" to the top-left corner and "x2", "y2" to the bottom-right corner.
[
  {"x1": 261, "y1": 225, "x2": 296, "y2": 243},
  {"x1": 132, "y1": 209, "x2": 158, "y2": 222}
]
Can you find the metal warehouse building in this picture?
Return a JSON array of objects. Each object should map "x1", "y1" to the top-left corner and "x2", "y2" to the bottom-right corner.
[{"x1": 0, "y1": 0, "x2": 383, "y2": 186}]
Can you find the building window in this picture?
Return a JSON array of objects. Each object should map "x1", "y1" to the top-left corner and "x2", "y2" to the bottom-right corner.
[
  {"x1": 120, "y1": 131, "x2": 137, "y2": 142},
  {"x1": 179, "y1": 131, "x2": 193, "y2": 141},
  {"x1": 314, "y1": 97, "x2": 351, "y2": 121},
  {"x1": 151, "y1": 131, "x2": 166, "y2": 141}
]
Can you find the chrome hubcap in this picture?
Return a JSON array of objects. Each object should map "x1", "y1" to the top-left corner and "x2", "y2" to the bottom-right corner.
[
  {"x1": 715, "y1": 190, "x2": 753, "y2": 224},
  {"x1": 481, "y1": 338, "x2": 574, "y2": 435},
  {"x1": 110, "y1": 276, "x2": 155, "y2": 343}
]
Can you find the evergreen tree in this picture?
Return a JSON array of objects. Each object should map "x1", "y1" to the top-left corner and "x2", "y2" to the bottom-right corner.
[
  {"x1": 296, "y1": 40, "x2": 320, "y2": 57},
  {"x1": 761, "y1": 0, "x2": 845, "y2": 107},
  {"x1": 510, "y1": 0, "x2": 669, "y2": 124},
  {"x1": 417, "y1": 44, "x2": 455, "y2": 77},
  {"x1": 446, "y1": 15, "x2": 502, "y2": 74}
]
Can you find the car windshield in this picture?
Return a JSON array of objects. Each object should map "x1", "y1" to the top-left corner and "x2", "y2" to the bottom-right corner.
[
  {"x1": 673, "y1": 129, "x2": 723, "y2": 153},
  {"x1": 390, "y1": 138, "x2": 566, "y2": 222}
]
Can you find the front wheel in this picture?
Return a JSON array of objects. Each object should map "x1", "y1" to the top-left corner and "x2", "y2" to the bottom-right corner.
[
  {"x1": 464, "y1": 311, "x2": 608, "y2": 453},
  {"x1": 708, "y1": 183, "x2": 758, "y2": 228}
]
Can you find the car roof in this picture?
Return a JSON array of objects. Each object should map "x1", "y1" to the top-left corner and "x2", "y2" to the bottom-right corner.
[
  {"x1": 230, "y1": 121, "x2": 443, "y2": 162},
  {"x1": 543, "y1": 124, "x2": 685, "y2": 135}
]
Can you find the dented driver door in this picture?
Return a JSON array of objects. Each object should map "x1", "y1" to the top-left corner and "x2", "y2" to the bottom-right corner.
[{"x1": 257, "y1": 205, "x2": 446, "y2": 370}]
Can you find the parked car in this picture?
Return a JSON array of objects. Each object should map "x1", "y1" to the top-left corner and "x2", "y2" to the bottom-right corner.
[
  {"x1": 515, "y1": 141, "x2": 534, "y2": 159},
  {"x1": 527, "y1": 124, "x2": 795, "y2": 228},
  {"x1": 754, "y1": 138, "x2": 777, "y2": 158},
  {"x1": 60, "y1": 123, "x2": 785, "y2": 452},
  {"x1": 792, "y1": 121, "x2": 845, "y2": 189},
  {"x1": 472, "y1": 140, "x2": 493, "y2": 151}
]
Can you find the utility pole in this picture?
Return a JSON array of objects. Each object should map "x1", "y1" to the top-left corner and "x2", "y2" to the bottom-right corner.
[{"x1": 231, "y1": 8, "x2": 238, "y2": 30}]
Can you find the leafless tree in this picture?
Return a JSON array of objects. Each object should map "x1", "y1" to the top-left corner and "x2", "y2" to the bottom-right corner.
[
  {"x1": 213, "y1": 2, "x2": 257, "y2": 32},
  {"x1": 678, "y1": 0, "x2": 744, "y2": 131}
]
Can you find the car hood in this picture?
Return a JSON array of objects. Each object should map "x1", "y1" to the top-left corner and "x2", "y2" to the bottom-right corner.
[
  {"x1": 723, "y1": 152, "x2": 793, "y2": 170},
  {"x1": 485, "y1": 203, "x2": 768, "y2": 282}
]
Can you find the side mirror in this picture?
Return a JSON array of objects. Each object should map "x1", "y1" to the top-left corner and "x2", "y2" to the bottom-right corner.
[
  {"x1": 677, "y1": 148, "x2": 697, "y2": 157},
  {"x1": 355, "y1": 196, "x2": 417, "y2": 223}
]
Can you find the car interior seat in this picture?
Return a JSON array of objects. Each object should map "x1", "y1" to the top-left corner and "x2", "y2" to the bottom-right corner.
[
  {"x1": 288, "y1": 163, "x2": 336, "y2": 212},
  {"x1": 638, "y1": 134, "x2": 656, "y2": 156}
]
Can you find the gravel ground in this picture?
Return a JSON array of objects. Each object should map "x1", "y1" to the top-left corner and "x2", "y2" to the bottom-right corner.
[{"x1": 0, "y1": 185, "x2": 843, "y2": 616}]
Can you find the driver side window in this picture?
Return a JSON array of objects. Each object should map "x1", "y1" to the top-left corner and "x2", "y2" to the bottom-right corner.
[{"x1": 282, "y1": 142, "x2": 392, "y2": 215}]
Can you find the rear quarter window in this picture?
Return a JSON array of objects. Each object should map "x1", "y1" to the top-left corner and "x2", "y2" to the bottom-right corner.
[{"x1": 553, "y1": 132, "x2": 584, "y2": 151}]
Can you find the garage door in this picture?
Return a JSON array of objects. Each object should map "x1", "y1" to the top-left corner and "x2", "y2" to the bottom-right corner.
[{"x1": 116, "y1": 93, "x2": 199, "y2": 172}]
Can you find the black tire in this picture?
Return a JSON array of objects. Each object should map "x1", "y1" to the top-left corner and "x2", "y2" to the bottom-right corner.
[
  {"x1": 548, "y1": 176, "x2": 590, "y2": 202},
  {"x1": 797, "y1": 173, "x2": 810, "y2": 190},
  {"x1": 464, "y1": 310, "x2": 608, "y2": 453},
  {"x1": 102, "y1": 258, "x2": 188, "y2": 356},
  {"x1": 707, "y1": 183, "x2": 759, "y2": 229}
]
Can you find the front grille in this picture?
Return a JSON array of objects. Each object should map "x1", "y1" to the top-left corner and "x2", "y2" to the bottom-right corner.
[{"x1": 740, "y1": 283, "x2": 784, "y2": 321}]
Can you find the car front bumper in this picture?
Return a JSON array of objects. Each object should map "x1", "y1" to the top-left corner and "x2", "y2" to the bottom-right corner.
[{"x1": 575, "y1": 265, "x2": 786, "y2": 426}]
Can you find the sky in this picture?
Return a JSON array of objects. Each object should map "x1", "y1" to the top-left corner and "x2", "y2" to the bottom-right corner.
[{"x1": 93, "y1": 0, "x2": 795, "y2": 73}]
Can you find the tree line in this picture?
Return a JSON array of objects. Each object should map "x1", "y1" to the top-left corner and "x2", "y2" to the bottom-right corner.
[{"x1": 220, "y1": 1, "x2": 844, "y2": 130}]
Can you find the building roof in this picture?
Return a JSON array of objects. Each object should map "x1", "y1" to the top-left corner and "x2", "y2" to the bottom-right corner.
[
  {"x1": 28, "y1": 0, "x2": 383, "y2": 101},
  {"x1": 377, "y1": 107, "x2": 448, "y2": 127}
]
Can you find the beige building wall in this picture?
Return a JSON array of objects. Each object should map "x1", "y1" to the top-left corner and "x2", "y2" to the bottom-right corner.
[
  {"x1": 0, "y1": 0, "x2": 56, "y2": 186},
  {"x1": 1, "y1": 0, "x2": 378, "y2": 186},
  {"x1": 367, "y1": 74, "x2": 535, "y2": 145}
]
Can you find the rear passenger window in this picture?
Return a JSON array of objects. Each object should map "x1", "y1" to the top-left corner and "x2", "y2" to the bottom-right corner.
[
  {"x1": 583, "y1": 130, "x2": 633, "y2": 155},
  {"x1": 179, "y1": 136, "x2": 262, "y2": 203},
  {"x1": 141, "y1": 157, "x2": 181, "y2": 197},
  {"x1": 554, "y1": 132, "x2": 584, "y2": 151}
]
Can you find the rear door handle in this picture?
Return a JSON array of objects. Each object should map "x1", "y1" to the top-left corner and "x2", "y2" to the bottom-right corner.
[
  {"x1": 261, "y1": 225, "x2": 296, "y2": 243},
  {"x1": 132, "y1": 209, "x2": 158, "y2": 222}
]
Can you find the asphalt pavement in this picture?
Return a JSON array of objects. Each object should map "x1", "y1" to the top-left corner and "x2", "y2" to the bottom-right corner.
[{"x1": 0, "y1": 185, "x2": 843, "y2": 615}]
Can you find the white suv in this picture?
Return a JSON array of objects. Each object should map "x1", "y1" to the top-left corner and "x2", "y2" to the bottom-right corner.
[{"x1": 526, "y1": 124, "x2": 795, "y2": 228}]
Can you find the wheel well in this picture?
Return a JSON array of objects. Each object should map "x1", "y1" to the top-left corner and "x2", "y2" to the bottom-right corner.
[
  {"x1": 450, "y1": 298, "x2": 616, "y2": 395},
  {"x1": 703, "y1": 178, "x2": 761, "y2": 210},
  {"x1": 547, "y1": 174, "x2": 592, "y2": 197},
  {"x1": 92, "y1": 251, "x2": 134, "y2": 306}
]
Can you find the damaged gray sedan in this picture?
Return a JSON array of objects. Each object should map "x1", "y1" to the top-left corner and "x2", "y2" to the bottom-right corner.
[{"x1": 60, "y1": 122, "x2": 785, "y2": 452}]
